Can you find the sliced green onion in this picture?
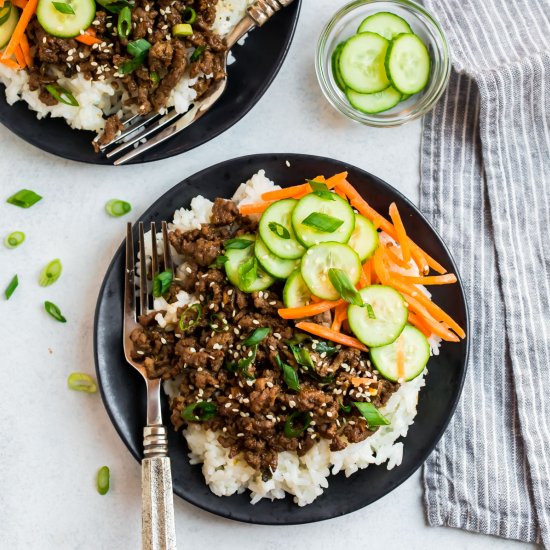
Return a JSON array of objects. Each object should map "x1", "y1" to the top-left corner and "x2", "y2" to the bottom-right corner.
[
  {"x1": 150, "y1": 71, "x2": 160, "y2": 85},
  {"x1": 354, "y1": 402, "x2": 390, "y2": 428},
  {"x1": 328, "y1": 268, "x2": 363, "y2": 306},
  {"x1": 127, "y1": 38, "x2": 151, "y2": 57},
  {"x1": 105, "y1": 198, "x2": 132, "y2": 217},
  {"x1": 0, "y1": 2, "x2": 12, "y2": 26},
  {"x1": 4, "y1": 231, "x2": 25, "y2": 249},
  {"x1": 45, "y1": 84, "x2": 79, "y2": 107},
  {"x1": 301, "y1": 212, "x2": 344, "y2": 233},
  {"x1": 307, "y1": 179, "x2": 335, "y2": 201},
  {"x1": 152, "y1": 269, "x2": 172, "y2": 297},
  {"x1": 4, "y1": 274, "x2": 18, "y2": 300},
  {"x1": 284, "y1": 411, "x2": 311, "y2": 438},
  {"x1": 209, "y1": 254, "x2": 228, "y2": 268},
  {"x1": 237, "y1": 345, "x2": 257, "y2": 379},
  {"x1": 96, "y1": 0, "x2": 134, "y2": 14},
  {"x1": 117, "y1": 6, "x2": 131, "y2": 38},
  {"x1": 119, "y1": 40, "x2": 152, "y2": 75},
  {"x1": 7, "y1": 189, "x2": 42, "y2": 208},
  {"x1": 119, "y1": 56, "x2": 145, "y2": 75},
  {"x1": 312, "y1": 340, "x2": 339, "y2": 356},
  {"x1": 97, "y1": 465, "x2": 110, "y2": 495},
  {"x1": 209, "y1": 313, "x2": 228, "y2": 332},
  {"x1": 172, "y1": 23, "x2": 193, "y2": 37},
  {"x1": 44, "y1": 301, "x2": 67, "y2": 323},
  {"x1": 52, "y1": 1, "x2": 75, "y2": 14},
  {"x1": 68, "y1": 372, "x2": 97, "y2": 393},
  {"x1": 340, "y1": 401, "x2": 352, "y2": 414},
  {"x1": 366, "y1": 303, "x2": 376, "y2": 319},
  {"x1": 268, "y1": 221, "x2": 290, "y2": 239},
  {"x1": 225, "y1": 238, "x2": 253, "y2": 250},
  {"x1": 183, "y1": 6, "x2": 196, "y2": 23},
  {"x1": 39, "y1": 259, "x2": 62, "y2": 287},
  {"x1": 238, "y1": 256, "x2": 258, "y2": 291},
  {"x1": 179, "y1": 303, "x2": 202, "y2": 332},
  {"x1": 275, "y1": 354, "x2": 300, "y2": 392},
  {"x1": 190, "y1": 45, "x2": 205, "y2": 62},
  {"x1": 289, "y1": 343, "x2": 314, "y2": 369},
  {"x1": 242, "y1": 327, "x2": 271, "y2": 346},
  {"x1": 181, "y1": 401, "x2": 217, "y2": 422}
]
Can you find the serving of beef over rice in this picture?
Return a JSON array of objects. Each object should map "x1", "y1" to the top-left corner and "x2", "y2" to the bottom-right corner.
[{"x1": 130, "y1": 198, "x2": 399, "y2": 475}]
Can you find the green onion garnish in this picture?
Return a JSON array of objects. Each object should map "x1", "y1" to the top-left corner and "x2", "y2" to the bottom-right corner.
[
  {"x1": 127, "y1": 38, "x2": 152, "y2": 57},
  {"x1": 209, "y1": 313, "x2": 228, "y2": 332},
  {"x1": 183, "y1": 6, "x2": 196, "y2": 23},
  {"x1": 242, "y1": 327, "x2": 271, "y2": 346},
  {"x1": 312, "y1": 340, "x2": 339, "y2": 356},
  {"x1": 117, "y1": 5, "x2": 131, "y2": 38},
  {"x1": 307, "y1": 179, "x2": 335, "y2": 201},
  {"x1": 52, "y1": 1, "x2": 75, "y2": 14},
  {"x1": 209, "y1": 254, "x2": 228, "y2": 268},
  {"x1": 97, "y1": 466, "x2": 110, "y2": 495},
  {"x1": 237, "y1": 345, "x2": 257, "y2": 379},
  {"x1": 179, "y1": 303, "x2": 202, "y2": 332},
  {"x1": 328, "y1": 268, "x2": 363, "y2": 306},
  {"x1": 238, "y1": 256, "x2": 258, "y2": 291},
  {"x1": 44, "y1": 301, "x2": 67, "y2": 323},
  {"x1": 39, "y1": 259, "x2": 62, "y2": 287},
  {"x1": 4, "y1": 231, "x2": 25, "y2": 249},
  {"x1": 4, "y1": 274, "x2": 18, "y2": 300},
  {"x1": 302, "y1": 212, "x2": 344, "y2": 233},
  {"x1": 190, "y1": 45, "x2": 205, "y2": 62},
  {"x1": 45, "y1": 84, "x2": 79, "y2": 107},
  {"x1": 67, "y1": 372, "x2": 97, "y2": 393},
  {"x1": 284, "y1": 411, "x2": 311, "y2": 438},
  {"x1": 275, "y1": 354, "x2": 300, "y2": 391},
  {"x1": 289, "y1": 343, "x2": 314, "y2": 369},
  {"x1": 119, "y1": 39, "x2": 152, "y2": 75},
  {"x1": 268, "y1": 221, "x2": 290, "y2": 239},
  {"x1": 181, "y1": 401, "x2": 217, "y2": 422},
  {"x1": 150, "y1": 71, "x2": 160, "y2": 85},
  {"x1": 225, "y1": 238, "x2": 253, "y2": 250},
  {"x1": 354, "y1": 402, "x2": 390, "y2": 428},
  {"x1": 340, "y1": 401, "x2": 352, "y2": 414},
  {"x1": 0, "y1": 2, "x2": 12, "y2": 26},
  {"x1": 105, "y1": 199, "x2": 132, "y2": 217},
  {"x1": 366, "y1": 303, "x2": 376, "y2": 319},
  {"x1": 172, "y1": 23, "x2": 193, "y2": 37},
  {"x1": 152, "y1": 269, "x2": 172, "y2": 297},
  {"x1": 7, "y1": 189, "x2": 42, "y2": 208},
  {"x1": 96, "y1": 0, "x2": 134, "y2": 14}
]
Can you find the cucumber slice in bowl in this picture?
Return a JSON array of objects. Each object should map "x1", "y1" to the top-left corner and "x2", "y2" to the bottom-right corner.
[
  {"x1": 255, "y1": 237, "x2": 300, "y2": 280},
  {"x1": 301, "y1": 242, "x2": 362, "y2": 301},
  {"x1": 370, "y1": 325, "x2": 430, "y2": 382},
  {"x1": 385, "y1": 33, "x2": 431, "y2": 95},
  {"x1": 347, "y1": 214, "x2": 379, "y2": 261},
  {"x1": 357, "y1": 12, "x2": 412, "y2": 40},
  {"x1": 37, "y1": 0, "x2": 96, "y2": 39},
  {"x1": 339, "y1": 32, "x2": 390, "y2": 94},
  {"x1": 0, "y1": 4, "x2": 19, "y2": 49},
  {"x1": 347, "y1": 286, "x2": 408, "y2": 347},
  {"x1": 259, "y1": 199, "x2": 306, "y2": 260},
  {"x1": 292, "y1": 193, "x2": 355, "y2": 247},
  {"x1": 346, "y1": 86, "x2": 401, "y2": 114},
  {"x1": 331, "y1": 42, "x2": 347, "y2": 92},
  {"x1": 283, "y1": 270, "x2": 312, "y2": 308}
]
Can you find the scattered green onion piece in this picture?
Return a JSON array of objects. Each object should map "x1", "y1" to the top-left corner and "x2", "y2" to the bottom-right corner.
[
  {"x1": 152, "y1": 269, "x2": 172, "y2": 297},
  {"x1": 238, "y1": 256, "x2": 258, "y2": 291},
  {"x1": 268, "y1": 221, "x2": 290, "y2": 239},
  {"x1": 117, "y1": 6, "x2": 132, "y2": 39},
  {"x1": 225, "y1": 238, "x2": 253, "y2": 250},
  {"x1": 52, "y1": 1, "x2": 75, "y2": 14},
  {"x1": 44, "y1": 301, "x2": 67, "y2": 323},
  {"x1": 97, "y1": 466, "x2": 110, "y2": 495},
  {"x1": 328, "y1": 268, "x2": 363, "y2": 306},
  {"x1": 179, "y1": 303, "x2": 202, "y2": 332},
  {"x1": 312, "y1": 340, "x2": 339, "y2": 356},
  {"x1": 209, "y1": 254, "x2": 228, "y2": 268},
  {"x1": 119, "y1": 39, "x2": 152, "y2": 74},
  {"x1": 105, "y1": 198, "x2": 132, "y2": 217},
  {"x1": 275, "y1": 354, "x2": 300, "y2": 391},
  {"x1": 209, "y1": 313, "x2": 228, "y2": 333},
  {"x1": 45, "y1": 84, "x2": 79, "y2": 107},
  {"x1": 181, "y1": 401, "x2": 217, "y2": 422},
  {"x1": 68, "y1": 372, "x2": 97, "y2": 393},
  {"x1": 190, "y1": 45, "x2": 205, "y2": 62},
  {"x1": 4, "y1": 274, "x2": 18, "y2": 300},
  {"x1": 96, "y1": 0, "x2": 134, "y2": 15},
  {"x1": 183, "y1": 6, "x2": 196, "y2": 23},
  {"x1": 301, "y1": 212, "x2": 344, "y2": 233},
  {"x1": 284, "y1": 411, "x2": 311, "y2": 438},
  {"x1": 39, "y1": 259, "x2": 62, "y2": 287},
  {"x1": 354, "y1": 402, "x2": 390, "y2": 428},
  {"x1": 172, "y1": 23, "x2": 193, "y2": 37},
  {"x1": 127, "y1": 38, "x2": 152, "y2": 57},
  {"x1": 237, "y1": 345, "x2": 257, "y2": 380},
  {"x1": 242, "y1": 327, "x2": 271, "y2": 346},
  {"x1": 0, "y1": 2, "x2": 12, "y2": 26},
  {"x1": 307, "y1": 179, "x2": 335, "y2": 201},
  {"x1": 7, "y1": 189, "x2": 42, "y2": 208},
  {"x1": 366, "y1": 303, "x2": 376, "y2": 319},
  {"x1": 4, "y1": 231, "x2": 25, "y2": 249},
  {"x1": 340, "y1": 401, "x2": 352, "y2": 414},
  {"x1": 150, "y1": 71, "x2": 160, "y2": 85}
]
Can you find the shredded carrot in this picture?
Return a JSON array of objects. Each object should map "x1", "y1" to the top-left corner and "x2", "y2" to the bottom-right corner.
[
  {"x1": 12, "y1": 0, "x2": 27, "y2": 7},
  {"x1": 14, "y1": 44, "x2": 26, "y2": 69},
  {"x1": 362, "y1": 260, "x2": 372, "y2": 286},
  {"x1": 75, "y1": 33, "x2": 103, "y2": 46},
  {"x1": 396, "y1": 335, "x2": 405, "y2": 379},
  {"x1": 310, "y1": 295, "x2": 323, "y2": 303},
  {"x1": 351, "y1": 377, "x2": 375, "y2": 387},
  {"x1": 331, "y1": 302, "x2": 348, "y2": 331},
  {"x1": 391, "y1": 272, "x2": 457, "y2": 285},
  {"x1": 0, "y1": 0, "x2": 4, "y2": 8},
  {"x1": 0, "y1": 57, "x2": 19, "y2": 69},
  {"x1": 372, "y1": 247, "x2": 391, "y2": 285},
  {"x1": 19, "y1": 32, "x2": 32, "y2": 67},
  {"x1": 411, "y1": 247, "x2": 429, "y2": 275},
  {"x1": 384, "y1": 243, "x2": 410, "y2": 269},
  {"x1": 3, "y1": 0, "x2": 37, "y2": 60},
  {"x1": 358, "y1": 267, "x2": 369, "y2": 288},
  {"x1": 295, "y1": 322, "x2": 369, "y2": 352},
  {"x1": 278, "y1": 299, "x2": 345, "y2": 320},
  {"x1": 389, "y1": 202, "x2": 411, "y2": 264},
  {"x1": 239, "y1": 201, "x2": 274, "y2": 215},
  {"x1": 260, "y1": 172, "x2": 346, "y2": 201},
  {"x1": 408, "y1": 312, "x2": 432, "y2": 338}
]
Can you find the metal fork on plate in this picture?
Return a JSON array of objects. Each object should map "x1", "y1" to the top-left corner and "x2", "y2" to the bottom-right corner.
[
  {"x1": 123, "y1": 221, "x2": 177, "y2": 550},
  {"x1": 101, "y1": 0, "x2": 295, "y2": 165}
]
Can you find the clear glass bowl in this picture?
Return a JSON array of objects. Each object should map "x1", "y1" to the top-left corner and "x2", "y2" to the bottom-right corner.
[{"x1": 316, "y1": 0, "x2": 451, "y2": 127}]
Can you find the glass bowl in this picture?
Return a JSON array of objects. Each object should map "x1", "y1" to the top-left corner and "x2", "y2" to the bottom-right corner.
[{"x1": 316, "y1": 0, "x2": 451, "y2": 127}]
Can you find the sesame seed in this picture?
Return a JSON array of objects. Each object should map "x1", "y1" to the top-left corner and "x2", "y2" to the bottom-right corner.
[
  {"x1": 326, "y1": 411, "x2": 333, "y2": 417},
  {"x1": 269, "y1": 301, "x2": 277, "y2": 306},
  {"x1": 160, "y1": 338, "x2": 167, "y2": 344},
  {"x1": 252, "y1": 319, "x2": 259, "y2": 325},
  {"x1": 289, "y1": 400, "x2": 296, "y2": 408},
  {"x1": 227, "y1": 289, "x2": 233, "y2": 296},
  {"x1": 237, "y1": 433, "x2": 244, "y2": 437},
  {"x1": 136, "y1": 350, "x2": 144, "y2": 355}
]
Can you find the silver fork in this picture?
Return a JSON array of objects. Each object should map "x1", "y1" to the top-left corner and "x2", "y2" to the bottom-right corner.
[
  {"x1": 124, "y1": 221, "x2": 177, "y2": 550},
  {"x1": 102, "y1": 0, "x2": 295, "y2": 165}
]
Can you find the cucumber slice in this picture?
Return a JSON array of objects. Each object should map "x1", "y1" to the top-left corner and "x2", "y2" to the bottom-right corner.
[
  {"x1": 259, "y1": 199, "x2": 306, "y2": 260},
  {"x1": 283, "y1": 270, "x2": 312, "y2": 308},
  {"x1": 254, "y1": 237, "x2": 300, "y2": 280},
  {"x1": 347, "y1": 286, "x2": 408, "y2": 347},
  {"x1": 331, "y1": 42, "x2": 347, "y2": 92},
  {"x1": 357, "y1": 12, "x2": 412, "y2": 40},
  {"x1": 339, "y1": 32, "x2": 390, "y2": 94},
  {"x1": 224, "y1": 234, "x2": 275, "y2": 293},
  {"x1": 0, "y1": 5, "x2": 19, "y2": 49},
  {"x1": 37, "y1": 0, "x2": 96, "y2": 39},
  {"x1": 370, "y1": 325, "x2": 430, "y2": 382},
  {"x1": 346, "y1": 86, "x2": 402, "y2": 114},
  {"x1": 301, "y1": 242, "x2": 362, "y2": 301},
  {"x1": 347, "y1": 214, "x2": 379, "y2": 261},
  {"x1": 292, "y1": 193, "x2": 355, "y2": 248},
  {"x1": 385, "y1": 33, "x2": 431, "y2": 95}
]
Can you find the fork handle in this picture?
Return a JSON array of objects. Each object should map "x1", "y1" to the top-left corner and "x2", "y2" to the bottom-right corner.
[{"x1": 142, "y1": 427, "x2": 177, "y2": 550}]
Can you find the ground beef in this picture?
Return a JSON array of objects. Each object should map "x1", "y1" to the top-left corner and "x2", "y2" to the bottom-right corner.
[{"x1": 95, "y1": 115, "x2": 124, "y2": 149}]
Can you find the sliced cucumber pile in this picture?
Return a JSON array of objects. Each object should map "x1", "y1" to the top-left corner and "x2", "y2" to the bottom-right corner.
[
  {"x1": 37, "y1": 0, "x2": 96, "y2": 39},
  {"x1": 0, "y1": 4, "x2": 19, "y2": 50},
  {"x1": 347, "y1": 214, "x2": 379, "y2": 261},
  {"x1": 255, "y1": 237, "x2": 300, "y2": 280},
  {"x1": 283, "y1": 270, "x2": 311, "y2": 308},
  {"x1": 333, "y1": 11, "x2": 431, "y2": 114}
]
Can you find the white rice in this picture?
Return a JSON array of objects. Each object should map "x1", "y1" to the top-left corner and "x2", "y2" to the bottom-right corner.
[
  {"x1": 0, "y1": 0, "x2": 253, "y2": 135},
  {"x1": 153, "y1": 169, "x2": 441, "y2": 506}
]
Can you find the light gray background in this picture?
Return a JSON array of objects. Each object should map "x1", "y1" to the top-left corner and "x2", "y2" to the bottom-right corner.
[{"x1": 0, "y1": 1, "x2": 533, "y2": 548}]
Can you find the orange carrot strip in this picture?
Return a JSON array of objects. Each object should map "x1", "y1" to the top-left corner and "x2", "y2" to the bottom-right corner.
[
  {"x1": 3, "y1": 0, "x2": 37, "y2": 59},
  {"x1": 324, "y1": 171, "x2": 348, "y2": 189},
  {"x1": 310, "y1": 295, "x2": 323, "y2": 303},
  {"x1": 362, "y1": 260, "x2": 372, "y2": 286},
  {"x1": 19, "y1": 32, "x2": 32, "y2": 67},
  {"x1": 351, "y1": 377, "x2": 375, "y2": 387},
  {"x1": 372, "y1": 247, "x2": 392, "y2": 285},
  {"x1": 0, "y1": 0, "x2": 4, "y2": 8},
  {"x1": 391, "y1": 272, "x2": 458, "y2": 285},
  {"x1": 389, "y1": 202, "x2": 411, "y2": 264},
  {"x1": 239, "y1": 201, "x2": 273, "y2": 215},
  {"x1": 358, "y1": 267, "x2": 369, "y2": 288},
  {"x1": 396, "y1": 335, "x2": 405, "y2": 379},
  {"x1": 411, "y1": 247, "x2": 429, "y2": 275},
  {"x1": 331, "y1": 302, "x2": 348, "y2": 331},
  {"x1": 278, "y1": 299, "x2": 345, "y2": 320},
  {"x1": 75, "y1": 33, "x2": 103, "y2": 46},
  {"x1": 12, "y1": 0, "x2": 27, "y2": 7},
  {"x1": 14, "y1": 44, "x2": 26, "y2": 68},
  {"x1": 295, "y1": 322, "x2": 369, "y2": 352},
  {"x1": 260, "y1": 173, "x2": 345, "y2": 201},
  {"x1": 408, "y1": 312, "x2": 432, "y2": 338},
  {"x1": 0, "y1": 57, "x2": 19, "y2": 69},
  {"x1": 384, "y1": 244, "x2": 410, "y2": 269}
]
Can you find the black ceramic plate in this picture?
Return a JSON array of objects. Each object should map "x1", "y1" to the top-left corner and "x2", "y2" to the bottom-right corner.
[
  {"x1": 94, "y1": 153, "x2": 469, "y2": 524},
  {"x1": 0, "y1": 4, "x2": 300, "y2": 165}
]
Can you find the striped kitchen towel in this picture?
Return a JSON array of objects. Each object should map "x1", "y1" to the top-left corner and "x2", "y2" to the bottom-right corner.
[{"x1": 420, "y1": 0, "x2": 550, "y2": 546}]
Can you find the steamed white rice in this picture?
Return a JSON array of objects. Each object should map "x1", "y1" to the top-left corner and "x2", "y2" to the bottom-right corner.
[
  {"x1": 153, "y1": 169, "x2": 440, "y2": 506},
  {"x1": 0, "y1": 0, "x2": 253, "y2": 135}
]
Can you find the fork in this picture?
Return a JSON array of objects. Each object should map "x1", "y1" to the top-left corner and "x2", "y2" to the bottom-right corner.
[
  {"x1": 101, "y1": 0, "x2": 295, "y2": 165},
  {"x1": 124, "y1": 221, "x2": 177, "y2": 550}
]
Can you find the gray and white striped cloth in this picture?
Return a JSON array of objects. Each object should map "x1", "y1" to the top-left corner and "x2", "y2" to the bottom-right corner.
[{"x1": 420, "y1": 0, "x2": 550, "y2": 546}]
